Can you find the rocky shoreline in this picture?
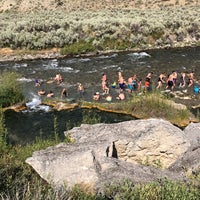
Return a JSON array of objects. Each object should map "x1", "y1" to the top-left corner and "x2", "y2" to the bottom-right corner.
[
  {"x1": 0, "y1": 42, "x2": 197, "y2": 63},
  {"x1": 0, "y1": 47, "x2": 140, "y2": 62},
  {"x1": 4, "y1": 95, "x2": 199, "y2": 128}
]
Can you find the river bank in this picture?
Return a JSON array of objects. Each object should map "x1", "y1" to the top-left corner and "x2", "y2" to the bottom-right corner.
[
  {"x1": 1, "y1": 4, "x2": 200, "y2": 62},
  {"x1": 0, "y1": 42, "x2": 198, "y2": 63},
  {"x1": 3, "y1": 91, "x2": 199, "y2": 129}
]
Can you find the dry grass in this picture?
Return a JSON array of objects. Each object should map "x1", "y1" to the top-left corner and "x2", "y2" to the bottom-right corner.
[
  {"x1": 0, "y1": 0, "x2": 200, "y2": 12},
  {"x1": 0, "y1": 47, "x2": 60, "y2": 56}
]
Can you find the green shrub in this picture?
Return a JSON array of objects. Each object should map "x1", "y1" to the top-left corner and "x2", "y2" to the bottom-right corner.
[
  {"x1": 81, "y1": 110, "x2": 102, "y2": 124},
  {"x1": 61, "y1": 39, "x2": 96, "y2": 55},
  {"x1": 0, "y1": 107, "x2": 7, "y2": 153},
  {"x1": 0, "y1": 72, "x2": 24, "y2": 107},
  {"x1": 82, "y1": 92, "x2": 196, "y2": 126},
  {"x1": 1, "y1": 7, "x2": 200, "y2": 52},
  {"x1": 103, "y1": 178, "x2": 200, "y2": 200}
]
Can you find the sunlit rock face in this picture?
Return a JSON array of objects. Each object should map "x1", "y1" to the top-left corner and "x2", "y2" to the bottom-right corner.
[
  {"x1": 67, "y1": 119, "x2": 190, "y2": 168},
  {"x1": 26, "y1": 119, "x2": 198, "y2": 192}
]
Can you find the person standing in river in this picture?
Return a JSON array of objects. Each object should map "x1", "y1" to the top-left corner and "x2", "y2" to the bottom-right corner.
[
  {"x1": 179, "y1": 72, "x2": 186, "y2": 88},
  {"x1": 144, "y1": 72, "x2": 153, "y2": 92},
  {"x1": 101, "y1": 73, "x2": 109, "y2": 94},
  {"x1": 78, "y1": 83, "x2": 84, "y2": 98},
  {"x1": 166, "y1": 72, "x2": 175, "y2": 91},
  {"x1": 127, "y1": 76, "x2": 133, "y2": 93},
  {"x1": 61, "y1": 88, "x2": 68, "y2": 98},
  {"x1": 187, "y1": 71, "x2": 195, "y2": 87},
  {"x1": 118, "y1": 71, "x2": 126, "y2": 91},
  {"x1": 156, "y1": 72, "x2": 166, "y2": 90},
  {"x1": 102, "y1": 79, "x2": 109, "y2": 94}
]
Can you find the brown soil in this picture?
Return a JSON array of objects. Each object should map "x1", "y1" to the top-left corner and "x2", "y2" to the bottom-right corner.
[
  {"x1": 0, "y1": 0, "x2": 197, "y2": 13},
  {"x1": 0, "y1": 48, "x2": 62, "y2": 62},
  {"x1": 0, "y1": 48, "x2": 60, "y2": 56}
]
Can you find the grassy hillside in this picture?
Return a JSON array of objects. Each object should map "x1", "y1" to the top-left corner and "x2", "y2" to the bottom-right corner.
[{"x1": 1, "y1": 0, "x2": 200, "y2": 58}]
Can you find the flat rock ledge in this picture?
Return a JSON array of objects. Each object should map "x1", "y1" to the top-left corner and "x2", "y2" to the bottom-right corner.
[{"x1": 26, "y1": 118, "x2": 200, "y2": 192}]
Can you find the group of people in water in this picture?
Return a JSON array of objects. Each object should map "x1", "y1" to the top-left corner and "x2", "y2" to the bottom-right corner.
[
  {"x1": 97, "y1": 69, "x2": 198, "y2": 102},
  {"x1": 35, "y1": 69, "x2": 198, "y2": 102},
  {"x1": 36, "y1": 73, "x2": 85, "y2": 99}
]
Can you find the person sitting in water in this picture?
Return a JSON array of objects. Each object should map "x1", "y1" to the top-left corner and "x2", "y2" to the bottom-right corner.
[
  {"x1": 55, "y1": 74, "x2": 63, "y2": 84},
  {"x1": 35, "y1": 79, "x2": 41, "y2": 87},
  {"x1": 38, "y1": 89, "x2": 46, "y2": 96},
  {"x1": 116, "y1": 91, "x2": 125, "y2": 100},
  {"x1": 47, "y1": 90, "x2": 54, "y2": 97},
  {"x1": 61, "y1": 88, "x2": 68, "y2": 98},
  {"x1": 93, "y1": 92, "x2": 100, "y2": 101}
]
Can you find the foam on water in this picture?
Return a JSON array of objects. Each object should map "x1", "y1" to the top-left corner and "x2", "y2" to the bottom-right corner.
[
  {"x1": 63, "y1": 57, "x2": 90, "y2": 64},
  {"x1": 21, "y1": 63, "x2": 28, "y2": 67},
  {"x1": 26, "y1": 95, "x2": 41, "y2": 108},
  {"x1": 42, "y1": 63, "x2": 79, "y2": 73},
  {"x1": 17, "y1": 77, "x2": 33, "y2": 82},
  {"x1": 25, "y1": 94, "x2": 50, "y2": 112},
  {"x1": 63, "y1": 58, "x2": 77, "y2": 64},
  {"x1": 59, "y1": 67, "x2": 80, "y2": 73},
  {"x1": 12, "y1": 63, "x2": 28, "y2": 69},
  {"x1": 79, "y1": 58, "x2": 91, "y2": 62},
  {"x1": 23, "y1": 104, "x2": 50, "y2": 113},
  {"x1": 97, "y1": 53, "x2": 118, "y2": 59},
  {"x1": 102, "y1": 65, "x2": 118, "y2": 70},
  {"x1": 86, "y1": 69, "x2": 98, "y2": 74},
  {"x1": 128, "y1": 52, "x2": 151, "y2": 59}
]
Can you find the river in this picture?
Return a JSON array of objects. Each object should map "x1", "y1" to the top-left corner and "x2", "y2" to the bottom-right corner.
[{"x1": 1, "y1": 47, "x2": 200, "y2": 145}]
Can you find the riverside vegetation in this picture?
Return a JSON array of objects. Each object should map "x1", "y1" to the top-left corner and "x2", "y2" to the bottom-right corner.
[
  {"x1": 1, "y1": 5, "x2": 200, "y2": 57},
  {"x1": 81, "y1": 92, "x2": 198, "y2": 127},
  {"x1": 0, "y1": 74, "x2": 200, "y2": 199}
]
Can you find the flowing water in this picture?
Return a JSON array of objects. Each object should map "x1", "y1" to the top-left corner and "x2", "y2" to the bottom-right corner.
[{"x1": 1, "y1": 46, "x2": 200, "y2": 145}]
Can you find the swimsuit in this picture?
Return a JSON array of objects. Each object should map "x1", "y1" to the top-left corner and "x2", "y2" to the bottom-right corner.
[{"x1": 119, "y1": 83, "x2": 125, "y2": 90}]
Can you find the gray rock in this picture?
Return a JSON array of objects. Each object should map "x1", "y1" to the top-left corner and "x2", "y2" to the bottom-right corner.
[
  {"x1": 26, "y1": 118, "x2": 193, "y2": 191},
  {"x1": 184, "y1": 122, "x2": 200, "y2": 147},
  {"x1": 67, "y1": 119, "x2": 190, "y2": 168},
  {"x1": 169, "y1": 122, "x2": 200, "y2": 175}
]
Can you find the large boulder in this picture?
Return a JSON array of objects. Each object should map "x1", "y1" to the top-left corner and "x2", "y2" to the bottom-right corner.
[
  {"x1": 26, "y1": 142, "x2": 184, "y2": 192},
  {"x1": 67, "y1": 118, "x2": 190, "y2": 168},
  {"x1": 26, "y1": 118, "x2": 191, "y2": 191},
  {"x1": 184, "y1": 122, "x2": 200, "y2": 147},
  {"x1": 169, "y1": 122, "x2": 200, "y2": 175}
]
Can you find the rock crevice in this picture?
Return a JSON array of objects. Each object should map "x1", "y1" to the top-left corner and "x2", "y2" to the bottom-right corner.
[{"x1": 26, "y1": 118, "x2": 200, "y2": 191}]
